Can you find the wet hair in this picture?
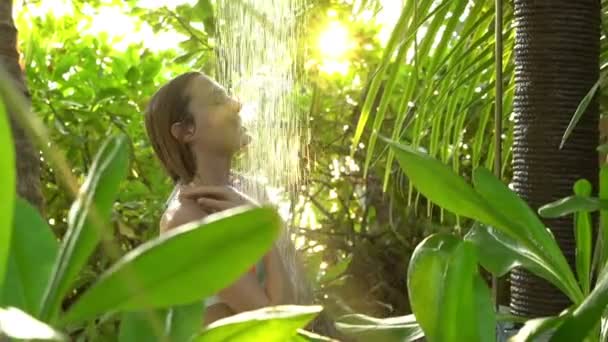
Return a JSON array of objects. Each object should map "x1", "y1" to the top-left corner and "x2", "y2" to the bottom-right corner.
[{"x1": 144, "y1": 72, "x2": 200, "y2": 183}]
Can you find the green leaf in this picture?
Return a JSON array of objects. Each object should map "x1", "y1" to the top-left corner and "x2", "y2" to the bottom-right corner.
[
  {"x1": 0, "y1": 98, "x2": 15, "y2": 292},
  {"x1": 195, "y1": 0, "x2": 214, "y2": 20},
  {"x1": 63, "y1": 206, "x2": 281, "y2": 324},
  {"x1": 1, "y1": 198, "x2": 58, "y2": 316},
  {"x1": 40, "y1": 135, "x2": 130, "y2": 321},
  {"x1": 352, "y1": 5, "x2": 411, "y2": 149},
  {"x1": 389, "y1": 139, "x2": 581, "y2": 303},
  {"x1": 408, "y1": 233, "x2": 457, "y2": 341},
  {"x1": 125, "y1": 66, "x2": 139, "y2": 84},
  {"x1": 193, "y1": 305, "x2": 322, "y2": 342},
  {"x1": 551, "y1": 262, "x2": 608, "y2": 341},
  {"x1": 335, "y1": 313, "x2": 424, "y2": 342},
  {"x1": 599, "y1": 166, "x2": 608, "y2": 276},
  {"x1": 539, "y1": 196, "x2": 601, "y2": 218},
  {"x1": 465, "y1": 225, "x2": 570, "y2": 297},
  {"x1": 472, "y1": 275, "x2": 496, "y2": 341},
  {"x1": 440, "y1": 239, "x2": 495, "y2": 342},
  {"x1": 465, "y1": 225, "x2": 520, "y2": 276},
  {"x1": 0, "y1": 307, "x2": 66, "y2": 341},
  {"x1": 141, "y1": 58, "x2": 163, "y2": 82},
  {"x1": 407, "y1": 233, "x2": 495, "y2": 342},
  {"x1": 561, "y1": 72, "x2": 606, "y2": 149},
  {"x1": 385, "y1": 138, "x2": 499, "y2": 226},
  {"x1": 118, "y1": 310, "x2": 167, "y2": 342},
  {"x1": 165, "y1": 301, "x2": 205, "y2": 341},
  {"x1": 473, "y1": 168, "x2": 548, "y2": 247},
  {"x1": 173, "y1": 51, "x2": 198, "y2": 64},
  {"x1": 472, "y1": 168, "x2": 582, "y2": 303},
  {"x1": 574, "y1": 180, "x2": 593, "y2": 295},
  {"x1": 510, "y1": 315, "x2": 567, "y2": 342}
]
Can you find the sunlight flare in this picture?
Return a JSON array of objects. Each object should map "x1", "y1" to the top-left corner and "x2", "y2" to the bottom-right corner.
[{"x1": 318, "y1": 21, "x2": 351, "y2": 59}]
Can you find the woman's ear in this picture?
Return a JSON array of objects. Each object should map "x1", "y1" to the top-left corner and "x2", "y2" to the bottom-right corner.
[{"x1": 171, "y1": 122, "x2": 196, "y2": 143}]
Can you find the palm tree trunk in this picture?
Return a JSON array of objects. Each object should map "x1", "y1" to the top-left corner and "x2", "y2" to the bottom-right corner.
[
  {"x1": 511, "y1": 0, "x2": 600, "y2": 317},
  {"x1": 0, "y1": 0, "x2": 43, "y2": 210}
]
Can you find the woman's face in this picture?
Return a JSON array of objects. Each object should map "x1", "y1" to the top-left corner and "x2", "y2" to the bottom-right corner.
[{"x1": 185, "y1": 74, "x2": 250, "y2": 154}]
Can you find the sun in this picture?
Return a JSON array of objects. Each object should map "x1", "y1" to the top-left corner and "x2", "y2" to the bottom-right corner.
[
  {"x1": 318, "y1": 21, "x2": 352, "y2": 60},
  {"x1": 316, "y1": 21, "x2": 353, "y2": 75}
]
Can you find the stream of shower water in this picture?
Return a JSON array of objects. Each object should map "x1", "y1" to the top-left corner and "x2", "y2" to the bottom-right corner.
[
  {"x1": 215, "y1": 0, "x2": 312, "y2": 304},
  {"x1": 215, "y1": 0, "x2": 305, "y2": 202}
]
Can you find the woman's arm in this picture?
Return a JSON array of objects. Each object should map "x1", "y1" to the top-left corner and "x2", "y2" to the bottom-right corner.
[
  {"x1": 264, "y1": 244, "x2": 294, "y2": 305},
  {"x1": 204, "y1": 303, "x2": 233, "y2": 325}
]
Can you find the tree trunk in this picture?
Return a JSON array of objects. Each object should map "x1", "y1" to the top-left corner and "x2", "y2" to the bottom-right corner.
[
  {"x1": 511, "y1": 0, "x2": 600, "y2": 317},
  {"x1": 0, "y1": 0, "x2": 43, "y2": 210}
]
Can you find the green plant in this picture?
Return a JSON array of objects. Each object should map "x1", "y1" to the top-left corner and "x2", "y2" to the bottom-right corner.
[
  {"x1": 0, "y1": 97, "x2": 15, "y2": 296},
  {"x1": 352, "y1": 0, "x2": 515, "y2": 199},
  {"x1": 384, "y1": 136, "x2": 608, "y2": 341}
]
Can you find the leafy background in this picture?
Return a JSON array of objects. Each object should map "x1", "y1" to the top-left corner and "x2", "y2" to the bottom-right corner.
[{"x1": 12, "y1": 0, "x2": 520, "y2": 329}]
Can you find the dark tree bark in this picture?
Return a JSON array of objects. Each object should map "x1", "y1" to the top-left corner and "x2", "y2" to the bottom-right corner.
[
  {"x1": 510, "y1": 0, "x2": 600, "y2": 317},
  {"x1": 0, "y1": 0, "x2": 43, "y2": 210}
]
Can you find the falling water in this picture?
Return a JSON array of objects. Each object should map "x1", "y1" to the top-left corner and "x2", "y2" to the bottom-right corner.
[
  {"x1": 215, "y1": 0, "x2": 305, "y2": 203},
  {"x1": 215, "y1": 0, "x2": 312, "y2": 305}
]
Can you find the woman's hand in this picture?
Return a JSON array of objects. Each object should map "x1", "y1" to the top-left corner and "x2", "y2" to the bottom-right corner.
[{"x1": 180, "y1": 185, "x2": 258, "y2": 212}]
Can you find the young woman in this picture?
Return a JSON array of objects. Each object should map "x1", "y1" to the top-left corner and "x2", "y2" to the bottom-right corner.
[
  {"x1": 144, "y1": 71, "x2": 299, "y2": 324},
  {"x1": 144, "y1": 72, "x2": 345, "y2": 339}
]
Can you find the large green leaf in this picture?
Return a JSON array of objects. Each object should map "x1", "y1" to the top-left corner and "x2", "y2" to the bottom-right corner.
[
  {"x1": 408, "y1": 234, "x2": 457, "y2": 341},
  {"x1": 193, "y1": 305, "x2": 322, "y2": 342},
  {"x1": 335, "y1": 313, "x2": 423, "y2": 342},
  {"x1": 0, "y1": 306, "x2": 66, "y2": 341},
  {"x1": 40, "y1": 135, "x2": 130, "y2": 321},
  {"x1": 389, "y1": 138, "x2": 581, "y2": 302},
  {"x1": 62, "y1": 206, "x2": 281, "y2": 324},
  {"x1": 1, "y1": 198, "x2": 58, "y2": 316},
  {"x1": 472, "y1": 168, "x2": 581, "y2": 302},
  {"x1": 551, "y1": 262, "x2": 608, "y2": 341},
  {"x1": 473, "y1": 168, "x2": 551, "y2": 250},
  {"x1": 0, "y1": 98, "x2": 15, "y2": 293},
  {"x1": 510, "y1": 315, "x2": 567, "y2": 342},
  {"x1": 465, "y1": 225, "x2": 573, "y2": 300},
  {"x1": 385, "y1": 138, "x2": 501, "y2": 226},
  {"x1": 440, "y1": 239, "x2": 495, "y2": 342},
  {"x1": 407, "y1": 233, "x2": 495, "y2": 342}
]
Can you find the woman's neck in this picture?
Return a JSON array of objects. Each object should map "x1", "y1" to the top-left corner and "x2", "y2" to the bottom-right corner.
[{"x1": 192, "y1": 151, "x2": 232, "y2": 186}]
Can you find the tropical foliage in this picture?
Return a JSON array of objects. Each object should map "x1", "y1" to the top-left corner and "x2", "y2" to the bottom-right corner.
[{"x1": 2, "y1": 0, "x2": 608, "y2": 341}]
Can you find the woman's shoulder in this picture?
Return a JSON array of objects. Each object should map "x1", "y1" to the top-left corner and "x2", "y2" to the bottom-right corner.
[{"x1": 160, "y1": 187, "x2": 208, "y2": 233}]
